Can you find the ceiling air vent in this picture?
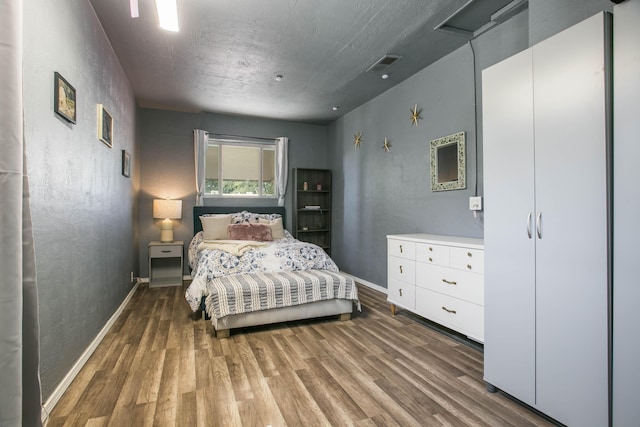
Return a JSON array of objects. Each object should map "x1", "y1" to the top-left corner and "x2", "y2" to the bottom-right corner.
[{"x1": 366, "y1": 54, "x2": 402, "y2": 73}]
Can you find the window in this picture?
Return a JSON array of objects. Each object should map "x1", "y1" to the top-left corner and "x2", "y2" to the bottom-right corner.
[{"x1": 204, "y1": 140, "x2": 276, "y2": 198}]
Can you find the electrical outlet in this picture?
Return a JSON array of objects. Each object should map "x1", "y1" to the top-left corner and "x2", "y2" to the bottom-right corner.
[
  {"x1": 469, "y1": 196, "x2": 482, "y2": 211},
  {"x1": 130, "y1": 271, "x2": 135, "y2": 283}
]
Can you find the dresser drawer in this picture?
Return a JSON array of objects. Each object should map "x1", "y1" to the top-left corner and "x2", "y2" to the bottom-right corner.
[
  {"x1": 450, "y1": 247, "x2": 484, "y2": 274},
  {"x1": 416, "y1": 243, "x2": 449, "y2": 266},
  {"x1": 416, "y1": 287, "x2": 484, "y2": 342},
  {"x1": 388, "y1": 239, "x2": 416, "y2": 260},
  {"x1": 388, "y1": 255, "x2": 416, "y2": 284},
  {"x1": 415, "y1": 263, "x2": 484, "y2": 306},
  {"x1": 387, "y1": 279, "x2": 416, "y2": 311},
  {"x1": 149, "y1": 245, "x2": 182, "y2": 258}
]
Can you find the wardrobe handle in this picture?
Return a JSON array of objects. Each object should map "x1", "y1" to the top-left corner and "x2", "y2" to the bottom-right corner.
[
  {"x1": 399, "y1": 265, "x2": 403, "y2": 274},
  {"x1": 441, "y1": 306, "x2": 457, "y2": 314},
  {"x1": 399, "y1": 288, "x2": 403, "y2": 297},
  {"x1": 399, "y1": 245, "x2": 403, "y2": 253},
  {"x1": 527, "y1": 212, "x2": 532, "y2": 239},
  {"x1": 442, "y1": 279, "x2": 457, "y2": 285},
  {"x1": 536, "y1": 212, "x2": 542, "y2": 239}
]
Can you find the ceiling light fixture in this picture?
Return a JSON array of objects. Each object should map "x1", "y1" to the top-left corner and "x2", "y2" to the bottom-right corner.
[
  {"x1": 275, "y1": 75, "x2": 283, "y2": 82},
  {"x1": 130, "y1": 0, "x2": 139, "y2": 18},
  {"x1": 155, "y1": 0, "x2": 179, "y2": 32},
  {"x1": 332, "y1": 106, "x2": 340, "y2": 111},
  {"x1": 381, "y1": 74, "x2": 390, "y2": 79}
]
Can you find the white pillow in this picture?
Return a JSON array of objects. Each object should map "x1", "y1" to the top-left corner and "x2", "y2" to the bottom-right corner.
[
  {"x1": 259, "y1": 217, "x2": 285, "y2": 240},
  {"x1": 200, "y1": 215, "x2": 232, "y2": 240}
]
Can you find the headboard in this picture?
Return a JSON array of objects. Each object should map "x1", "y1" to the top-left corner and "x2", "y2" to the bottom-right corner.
[{"x1": 193, "y1": 206, "x2": 286, "y2": 234}]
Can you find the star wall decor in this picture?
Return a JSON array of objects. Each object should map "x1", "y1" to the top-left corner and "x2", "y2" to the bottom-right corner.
[
  {"x1": 410, "y1": 104, "x2": 422, "y2": 127},
  {"x1": 353, "y1": 131, "x2": 363, "y2": 149},
  {"x1": 382, "y1": 137, "x2": 391, "y2": 152}
]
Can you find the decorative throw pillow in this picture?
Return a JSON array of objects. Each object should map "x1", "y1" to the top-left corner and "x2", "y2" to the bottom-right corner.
[
  {"x1": 200, "y1": 215, "x2": 232, "y2": 240},
  {"x1": 231, "y1": 210, "x2": 259, "y2": 224},
  {"x1": 259, "y1": 217, "x2": 285, "y2": 240},
  {"x1": 227, "y1": 223, "x2": 273, "y2": 241},
  {"x1": 256, "y1": 213, "x2": 282, "y2": 222}
]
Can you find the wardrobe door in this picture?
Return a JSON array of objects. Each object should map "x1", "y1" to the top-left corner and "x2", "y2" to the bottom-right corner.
[
  {"x1": 532, "y1": 12, "x2": 610, "y2": 427},
  {"x1": 613, "y1": 1, "x2": 640, "y2": 424},
  {"x1": 482, "y1": 48, "x2": 536, "y2": 406}
]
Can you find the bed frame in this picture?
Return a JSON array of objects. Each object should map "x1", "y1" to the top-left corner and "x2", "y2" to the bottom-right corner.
[{"x1": 192, "y1": 206, "x2": 353, "y2": 338}]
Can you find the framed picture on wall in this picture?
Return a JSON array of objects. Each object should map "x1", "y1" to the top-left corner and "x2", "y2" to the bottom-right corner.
[
  {"x1": 54, "y1": 72, "x2": 76, "y2": 124},
  {"x1": 121, "y1": 150, "x2": 131, "y2": 178},
  {"x1": 97, "y1": 104, "x2": 113, "y2": 147}
]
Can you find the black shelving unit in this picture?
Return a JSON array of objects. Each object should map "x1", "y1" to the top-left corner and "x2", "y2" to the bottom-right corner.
[{"x1": 292, "y1": 168, "x2": 332, "y2": 255}]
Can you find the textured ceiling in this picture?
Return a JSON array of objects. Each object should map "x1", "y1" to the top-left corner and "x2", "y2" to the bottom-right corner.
[{"x1": 90, "y1": 0, "x2": 502, "y2": 124}]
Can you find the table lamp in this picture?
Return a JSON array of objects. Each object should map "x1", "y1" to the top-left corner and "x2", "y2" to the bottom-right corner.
[{"x1": 153, "y1": 199, "x2": 182, "y2": 242}]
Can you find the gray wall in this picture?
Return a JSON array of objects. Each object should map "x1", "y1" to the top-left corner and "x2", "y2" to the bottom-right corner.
[
  {"x1": 23, "y1": 0, "x2": 139, "y2": 400},
  {"x1": 138, "y1": 108, "x2": 328, "y2": 276},
  {"x1": 327, "y1": 12, "x2": 529, "y2": 287},
  {"x1": 326, "y1": 0, "x2": 613, "y2": 288}
]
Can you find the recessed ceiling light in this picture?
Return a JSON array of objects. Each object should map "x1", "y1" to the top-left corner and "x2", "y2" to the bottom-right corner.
[
  {"x1": 332, "y1": 106, "x2": 339, "y2": 111},
  {"x1": 275, "y1": 75, "x2": 283, "y2": 82},
  {"x1": 381, "y1": 74, "x2": 390, "y2": 80}
]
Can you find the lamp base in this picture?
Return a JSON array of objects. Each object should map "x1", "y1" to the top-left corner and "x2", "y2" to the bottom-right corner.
[
  {"x1": 160, "y1": 229, "x2": 174, "y2": 243},
  {"x1": 160, "y1": 218, "x2": 174, "y2": 242}
]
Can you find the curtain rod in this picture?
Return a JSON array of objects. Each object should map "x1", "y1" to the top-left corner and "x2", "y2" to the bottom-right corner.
[{"x1": 207, "y1": 132, "x2": 276, "y2": 142}]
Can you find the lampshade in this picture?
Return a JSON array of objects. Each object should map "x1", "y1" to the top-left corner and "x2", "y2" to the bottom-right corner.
[
  {"x1": 153, "y1": 199, "x2": 182, "y2": 242},
  {"x1": 153, "y1": 199, "x2": 182, "y2": 220}
]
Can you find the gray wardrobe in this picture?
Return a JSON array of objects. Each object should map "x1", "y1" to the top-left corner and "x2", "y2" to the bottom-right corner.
[{"x1": 482, "y1": 12, "x2": 610, "y2": 427}]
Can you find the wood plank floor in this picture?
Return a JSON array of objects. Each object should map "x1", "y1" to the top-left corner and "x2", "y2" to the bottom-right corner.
[{"x1": 47, "y1": 283, "x2": 556, "y2": 427}]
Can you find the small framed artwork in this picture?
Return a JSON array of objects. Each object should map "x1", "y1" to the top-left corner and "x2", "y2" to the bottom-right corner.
[
  {"x1": 121, "y1": 150, "x2": 131, "y2": 178},
  {"x1": 97, "y1": 104, "x2": 113, "y2": 147},
  {"x1": 54, "y1": 72, "x2": 76, "y2": 123}
]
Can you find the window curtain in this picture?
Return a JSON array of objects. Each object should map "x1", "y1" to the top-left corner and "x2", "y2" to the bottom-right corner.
[
  {"x1": 0, "y1": 0, "x2": 44, "y2": 425},
  {"x1": 275, "y1": 137, "x2": 288, "y2": 206},
  {"x1": 194, "y1": 129, "x2": 208, "y2": 206}
]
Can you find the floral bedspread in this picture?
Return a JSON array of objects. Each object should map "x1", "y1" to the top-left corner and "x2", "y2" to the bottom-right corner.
[{"x1": 185, "y1": 231, "x2": 339, "y2": 311}]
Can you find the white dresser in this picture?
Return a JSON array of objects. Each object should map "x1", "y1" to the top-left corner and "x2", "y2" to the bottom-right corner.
[{"x1": 387, "y1": 234, "x2": 484, "y2": 342}]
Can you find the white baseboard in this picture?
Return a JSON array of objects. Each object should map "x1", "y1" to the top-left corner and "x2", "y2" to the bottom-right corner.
[
  {"x1": 341, "y1": 272, "x2": 387, "y2": 294},
  {"x1": 42, "y1": 280, "x2": 140, "y2": 425}
]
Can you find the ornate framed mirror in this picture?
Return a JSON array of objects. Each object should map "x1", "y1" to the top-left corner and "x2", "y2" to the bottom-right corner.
[{"x1": 430, "y1": 131, "x2": 466, "y2": 191}]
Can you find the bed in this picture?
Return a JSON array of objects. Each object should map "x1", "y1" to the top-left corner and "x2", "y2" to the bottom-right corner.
[{"x1": 185, "y1": 206, "x2": 360, "y2": 338}]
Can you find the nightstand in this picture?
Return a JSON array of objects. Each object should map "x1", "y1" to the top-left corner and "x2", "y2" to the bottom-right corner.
[{"x1": 148, "y1": 241, "x2": 184, "y2": 287}]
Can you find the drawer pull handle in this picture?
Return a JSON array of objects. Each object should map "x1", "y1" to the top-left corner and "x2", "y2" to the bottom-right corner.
[
  {"x1": 467, "y1": 264, "x2": 472, "y2": 270},
  {"x1": 428, "y1": 247, "x2": 433, "y2": 252},
  {"x1": 161, "y1": 250, "x2": 172, "y2": 253},
  {"x1": 399, "y1": 245, "x2": 403, "y2": 253},
  {"x1": 399, "y1": 289, "x2": 403, "y2": 297},
  {"x1": 467, "y1": 252, "x2": 472, "y2": 257},
  {"x1": 442, "y1": 279, "x2": 457, "y2": 285},
  {"x1": 428, "y1": 257, "x2": 433, "y2": 262},
  {"x1": 399, "y1": 265, "x2": 403, "y2": 274},
  {"x1": 442, "y1": 306, "x2": 457, "y2": 314}
]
